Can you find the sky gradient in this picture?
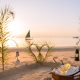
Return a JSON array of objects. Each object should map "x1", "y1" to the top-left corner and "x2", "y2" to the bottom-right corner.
[{"x1": 0, "y1": 0, "x2": 80, "y2": 38}]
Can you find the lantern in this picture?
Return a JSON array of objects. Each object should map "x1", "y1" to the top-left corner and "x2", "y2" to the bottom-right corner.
[{"x1": 75, "y1": 49, "x2": 79, "y2": 61}]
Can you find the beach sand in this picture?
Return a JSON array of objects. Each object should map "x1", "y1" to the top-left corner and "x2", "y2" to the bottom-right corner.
[{"x1": 0, "y1": 49, "x2": 79, "y2": 80}]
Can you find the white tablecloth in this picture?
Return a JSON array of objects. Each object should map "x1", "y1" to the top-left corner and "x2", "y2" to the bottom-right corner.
[{"x1": 52, "y1": 65, "x2": 79, "y2": 76}]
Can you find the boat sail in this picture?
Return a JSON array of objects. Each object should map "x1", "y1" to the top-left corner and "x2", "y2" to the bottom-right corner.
[{"x1": 25, "y1": 30, "x2": 32, "y2": 40}]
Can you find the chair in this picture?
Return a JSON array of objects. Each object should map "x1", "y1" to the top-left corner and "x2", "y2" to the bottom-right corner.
[
  {"x1": 50, "y1": 71, "x2": 80, "y2": 80},
  {"x1": 53, "y1": 57, "x2": 64, "y2": 65}
]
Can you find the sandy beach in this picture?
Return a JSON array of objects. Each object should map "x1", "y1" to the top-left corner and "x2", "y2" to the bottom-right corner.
[
  {"x1": 0, "y1": 0, "x2": 80, "y2": 79},
  {"x1": 0, "y1": 48, "x2": 79, "y2": 80}
]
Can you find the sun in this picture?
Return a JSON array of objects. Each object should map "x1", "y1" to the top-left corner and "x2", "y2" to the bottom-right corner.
[
  {"x1": 8, "y1": 19, "x2": 25, "y2": 36},
  {"x1": 7, "y1": 19, "x2": 26, "y2": 47}
]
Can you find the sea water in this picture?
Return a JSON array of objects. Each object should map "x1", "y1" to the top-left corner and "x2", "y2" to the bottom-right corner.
[{"x1": 7, "y1": 37, "x2": 78, "y2": 48}]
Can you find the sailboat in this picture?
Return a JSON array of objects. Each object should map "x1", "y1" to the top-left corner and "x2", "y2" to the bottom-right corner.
[{"x1": 25, "y1": 30, "x2": 32, "y2": 40}]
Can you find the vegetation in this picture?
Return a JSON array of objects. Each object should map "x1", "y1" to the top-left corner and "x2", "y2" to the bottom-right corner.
[
  {"x1": 27, "y1": 42, "x2": 52, "y2": 64},
  {"x1": 0, "y1": 7, "x2": 14, "y2": 71}
]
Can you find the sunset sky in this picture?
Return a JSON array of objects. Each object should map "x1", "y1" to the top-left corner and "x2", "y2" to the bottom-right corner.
[{"x1": 0, "y1": 0, "x2": 80, "y2": 38}]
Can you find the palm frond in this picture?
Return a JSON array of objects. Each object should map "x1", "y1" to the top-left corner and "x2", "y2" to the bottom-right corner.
[{"x1": 0, "y1": 7, "x2": 14, "y2": 71}]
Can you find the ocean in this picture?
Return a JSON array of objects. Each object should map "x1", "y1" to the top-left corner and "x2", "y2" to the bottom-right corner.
[{"x1": 7, "y1": 37, "x2": 78, "y2": 48}]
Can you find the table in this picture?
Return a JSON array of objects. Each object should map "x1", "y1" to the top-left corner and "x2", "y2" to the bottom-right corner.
[
  {"x1": 50, "y1": 64, "x2": 80, "y2": 80},
  {"x1": 53, "y1": 65, "x2": 79, "y2": 76}
]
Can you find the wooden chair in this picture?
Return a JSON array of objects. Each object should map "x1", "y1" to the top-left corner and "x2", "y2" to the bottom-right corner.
[{"x1": 50, "y1": 71, "x2": 80, "y2": 80}]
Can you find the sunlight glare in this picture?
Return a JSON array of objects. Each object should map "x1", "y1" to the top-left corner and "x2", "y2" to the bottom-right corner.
[
  {"x1": 8, "y1": 19, "x2": 25, "y2": 36},
  {"x1": 7, "y1": 19, "x2": 26, "y2": 47},
  {"x1": 6, "y1": 40, "x2": 17, "y2": 48}
]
